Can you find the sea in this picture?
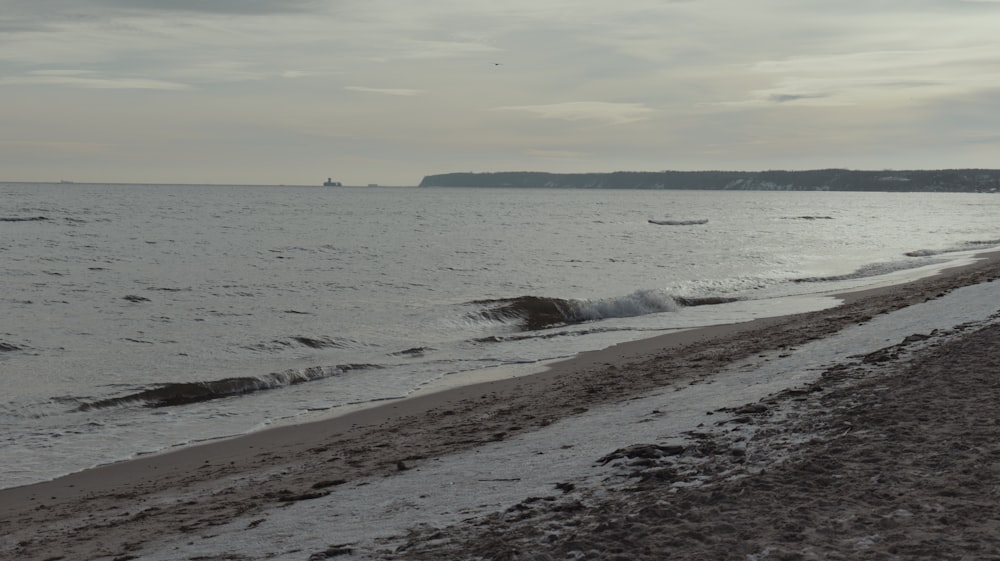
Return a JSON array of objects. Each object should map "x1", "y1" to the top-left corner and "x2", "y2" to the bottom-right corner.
[{"x1": 2, "y1": 182, "x2": 998, "y2": 489}]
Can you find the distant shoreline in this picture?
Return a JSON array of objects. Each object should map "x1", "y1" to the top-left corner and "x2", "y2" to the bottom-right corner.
[
  {"x1": 6, "y1": 168, "x2": 1000, "y2": 192},
  {"x1": 419, "y1": 168, "x2": 1000, "y2": 192}
]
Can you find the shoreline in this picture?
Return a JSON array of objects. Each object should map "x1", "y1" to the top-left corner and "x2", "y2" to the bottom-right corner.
[
  {"x1": 389, "y1": 275, "x2": 1000, "y2": 560},
  {"x1": 3, "y1": 251, "x2": 1000, "y2": 560}
]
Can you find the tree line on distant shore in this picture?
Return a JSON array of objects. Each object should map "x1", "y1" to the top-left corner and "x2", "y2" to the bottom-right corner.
[{"x1": 419, "y1": 169, "x2": 1000, "y2": 192}]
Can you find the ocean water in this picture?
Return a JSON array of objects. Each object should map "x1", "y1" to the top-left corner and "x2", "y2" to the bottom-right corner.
[{"x1": 1, "y1": 183, "x2": 998, "y2": 489}]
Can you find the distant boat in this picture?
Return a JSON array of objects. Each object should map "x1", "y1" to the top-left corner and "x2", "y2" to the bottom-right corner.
[{"x1": 323, "y1": 178, "x2": 342, "y2": 187}]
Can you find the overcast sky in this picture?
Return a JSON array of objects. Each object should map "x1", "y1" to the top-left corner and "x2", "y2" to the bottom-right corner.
[{"x1": 3, "y1": 0, "x2": 1000, "y2": 185}]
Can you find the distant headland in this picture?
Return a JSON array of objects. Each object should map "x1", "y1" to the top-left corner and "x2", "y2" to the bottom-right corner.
[{"x1": 419, "y1": 169, "x2": 1000, "y2": 193}]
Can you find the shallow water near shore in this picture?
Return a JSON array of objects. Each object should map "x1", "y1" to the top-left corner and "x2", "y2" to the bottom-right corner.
[{"x1": 1, "y1": 183, "x2": 998, "y2": 488}]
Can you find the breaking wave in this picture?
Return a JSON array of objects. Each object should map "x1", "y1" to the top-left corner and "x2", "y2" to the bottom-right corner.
[
  {"x1": 795, "y1": 258, "x2": 947, "y2": 283},
  {"x1": 77, "y1": 364, "x2": 379, "y2": 410},
  {"x1": 471, "y1": 289, "x2": 739, "y2": 331}
]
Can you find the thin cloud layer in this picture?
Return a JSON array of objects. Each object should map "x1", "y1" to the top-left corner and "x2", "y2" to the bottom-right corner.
[
  {"x1": 345, "y1": 86, "x2": 425, "y2": 96},
  {"x1": 2, "y1": 0, "x2": 1000, "y2": 185},
  {"x1": 1, "y1": 70, "x2": 191, "y2": 90},
  {"x1": 494, "y1": 102, "x2": 656, "y2": 125},
  {"x1": 3, "y1": 0, "x2": 321, "y2": 16}
]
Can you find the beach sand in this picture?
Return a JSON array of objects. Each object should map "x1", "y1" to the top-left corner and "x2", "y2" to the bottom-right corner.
[{"x1": 2, "y1": 253, "x2": 999, "y2": 560}]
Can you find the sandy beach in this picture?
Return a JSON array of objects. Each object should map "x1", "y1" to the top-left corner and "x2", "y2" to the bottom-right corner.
[{"x1": 3, "y1": 253, "x2": 1000, "y2": 561}]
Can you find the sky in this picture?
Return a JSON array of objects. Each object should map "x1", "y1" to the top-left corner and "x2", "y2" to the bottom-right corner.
[{"x1": 3, "y1": 0, "x2": 1000, "y2": 186}]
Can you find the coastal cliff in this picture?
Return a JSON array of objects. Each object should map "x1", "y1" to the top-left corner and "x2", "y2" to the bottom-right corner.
[{"x1": 419, "y1": 169, "x2": 1000, "y2": 192}]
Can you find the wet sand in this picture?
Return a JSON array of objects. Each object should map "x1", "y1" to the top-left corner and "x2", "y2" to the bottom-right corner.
[{"x1": 2, "y1": 252, "x2": 999, "y2": 560}]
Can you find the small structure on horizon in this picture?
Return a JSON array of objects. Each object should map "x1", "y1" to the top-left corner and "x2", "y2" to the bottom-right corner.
[{"x1": 324, "y1": 178, "x2": 342, "y2": 187}]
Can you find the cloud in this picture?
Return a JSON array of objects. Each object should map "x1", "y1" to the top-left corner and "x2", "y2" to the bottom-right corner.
[
  {"x1": 525, "y1": 148, "x2": 590, "y2": 160},
  {"x1": 0, "y1": 70, "x2": 191, "y2": 90},
  {"x1": 493, "y1": 101, "x2": 656, "y2": 125},
  {"x1": 718, "y1": 43, "x2": 1000, "y2": 109},
  {"x1": 397, "y1": 39, "x2": 501, "y2": 60},
  {"x1": 4, "y1": 1, "x2": 1000, "y2": 184},
  {"x1": 130, "y1": 0, "x2": 320, "y2": 14},
  {"x1": 345, "y1": 86, "x2": 425, "y2": 96},
  {"x1": 172, "y1": 61, "x2": 269, "y2": 84},
  {"x1": 1, "y1": 138, "x2": 114, "y2": 155},
  {"x1": 0, "y1": 18, "x2": 50, "y2": 33},
  {"x1": 767, "y1": 93, "x2": 829, "y2": 104},
  {"x1": 4, "y1": 0, "x2": 322, "y2": 17}
]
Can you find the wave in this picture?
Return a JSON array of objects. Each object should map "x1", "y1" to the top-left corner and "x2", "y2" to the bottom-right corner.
[
  {"x1": 475, "y1": 324, "x2": 649, "y2": 344},
  {"x1": 648, "y1": 218, "x2": 708, "y2": 226},
  {"x1": 904, "y1": 238, "x2": 1000, "y2": 258},
  {"x1": 77, "y1": 364, "x2": 379, "y2": 410},
  {"x1": 0, "y1": 216, "x2": 48, "y2": 222},
  {"x1": 244, "y1": 335, "x2": 354, "y2": 352},
  {"x1": 797, "y1": 239, "x2": 1000, "y2": 284},
  {"x1": 795, "y1": 258, "x2": 947, "y2": 283},
  {"x1": 470, "y1": 289, "x2": 739, "y2": 331},
  {"x1": 392, "y1": 346, "x2": 435, "y2": 356}
]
